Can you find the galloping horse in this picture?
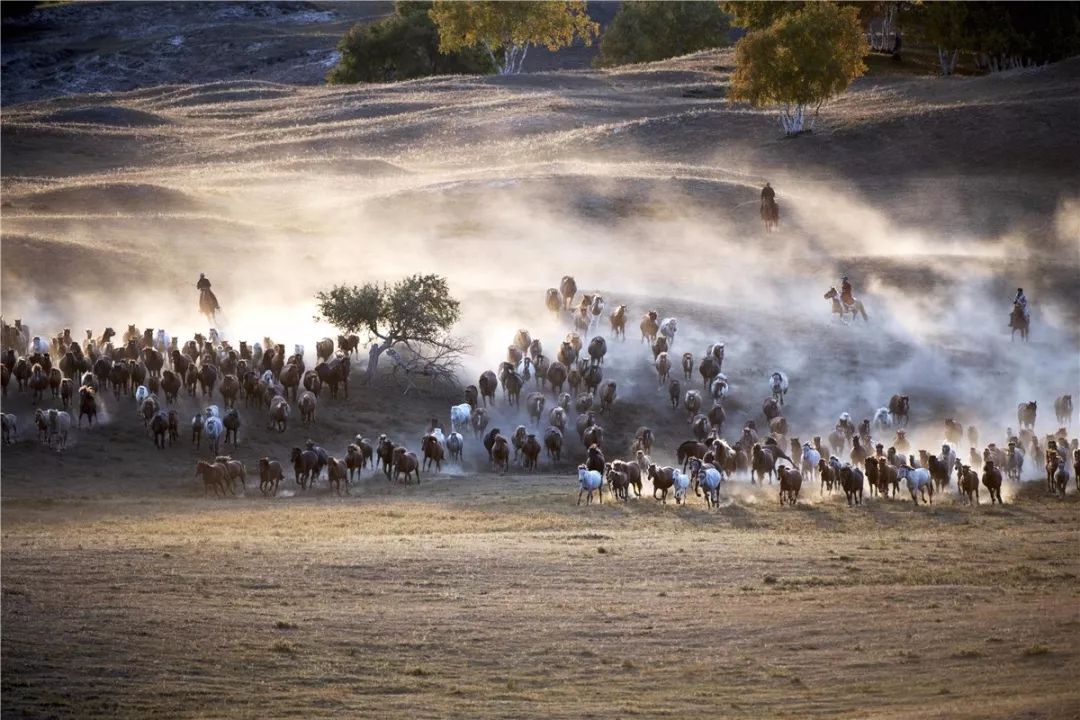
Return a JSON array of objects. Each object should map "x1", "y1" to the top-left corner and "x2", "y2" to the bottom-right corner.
[
  {"x1": 1009, "y1": 305, "x2": 1029, "y2": 342},
  {"x1": 824, "y1": 287, "x2": 868, "y2": 323},
  {"x1": 761, "y1": 197, "x2": 779, "y2": 233},
  {"x1": 199, "y1": 288, "x2": 221, "y2": 322}
]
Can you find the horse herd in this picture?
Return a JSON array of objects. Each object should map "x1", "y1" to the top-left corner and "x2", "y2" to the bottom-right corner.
[
  {"x1": 0, "y1": 319, "x2": 359, "y2": 454},
  {"x1": 1, "y1": 291, "x2": 1077, "y2": 509}
]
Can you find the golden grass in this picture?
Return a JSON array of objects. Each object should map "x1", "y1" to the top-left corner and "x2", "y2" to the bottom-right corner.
[{"x1": 3, "y1": 479, "x2": 1078, "y2": 719}]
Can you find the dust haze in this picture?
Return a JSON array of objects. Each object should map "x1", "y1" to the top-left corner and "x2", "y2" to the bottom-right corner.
[{"x1": 3, "y1": 55, "x2": 1079, "y2": 462}]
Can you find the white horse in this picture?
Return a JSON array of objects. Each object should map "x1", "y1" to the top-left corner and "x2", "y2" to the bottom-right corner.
[
  {"x1": 769, "y1": 372, "x2": 789, "y2": 406},
  {"x1": 204, "y1": 416, "x2": 224, "y2": 455},
  {"x1": 577, "y1": 466, "x2": 604, "y2": 505},
  {"x1": 695, "y1": 465, "x2": 724, "y2": 507},
  {"x1": 134, "y1": 385, "x2": 150, "y2": 408},
  {"x1": 154, "y1": 330, "x2": 171, "y2": 354},
  {"x1": 898, "y1": 465, "x2": 933, "y2": 504},
  {"x1": 710, "y1": 374, "x2": 729, "y2": 401},
  {"x1": 940, "y1": 443, "x2": 957, "y2": 481},
  {"x1": 672, "y1": 468, "x2": 691, "y2": 504},
  {"x1": 450, "y1": 403, "x2": 471, "y2": 432},
  {"x1": 31, "y1": 336, "x2": 48, "y2": 354},
  {"x1": 659, "y1": 317, "x2": 679, "y2": 348},
  {"x1": 873, "y1": 407, "x2": 892, "y2": 431},
  {"x1": 824, "y1": 287, "x2": 868, "y2": 324},
  {"x1": 47, "y1": 409, "x2": 71, "y2": 450},
  {"x1": 801, "y1": 443, "x2": 821, "y2": 481},
  {"x1": 205, "y1": 405, "x2": 221, "y2": 419}
]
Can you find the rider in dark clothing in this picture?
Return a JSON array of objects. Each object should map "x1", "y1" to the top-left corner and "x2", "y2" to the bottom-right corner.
[
  {"x1": 761, "y1": 183, "x2": 775, "y2": 202},
  {"x1": 197, "y1": 273, "x2": 220, "y2": 315},
  {"x1": 841, "y1": 275, "x2": 854, "y2": 305}
]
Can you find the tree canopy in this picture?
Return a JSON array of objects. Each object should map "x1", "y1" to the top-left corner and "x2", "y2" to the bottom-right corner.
[
  {"x1": 910, "y1": 1, "x2": 1080, "y2": 74},
  {"x1": 720, "y1": 1, "x2": 807, "y2": 31},
  {"x1": 429, "y1": 1, "x2": 598, "y2": 75},
  {"x1": 327, "y1": 1, "x2": 493, "y2": 84},
  {"x1": 729, "y1": 3, "x2": 867, "y2": 135},
  {"x1": 315, "y1": 274, "x2": 462, "y2": 382},
  {"x1": 594, "y1": 1, "x2": 732, "y2": 68}
]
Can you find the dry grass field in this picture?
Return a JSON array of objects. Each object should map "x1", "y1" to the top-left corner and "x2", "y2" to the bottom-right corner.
[
  {"x1": 4, "y1": 475, "x2": 1078, "y2": 719},
  {"x1": 2, "y1": 47, "x2": 1079, "y2": 718}
]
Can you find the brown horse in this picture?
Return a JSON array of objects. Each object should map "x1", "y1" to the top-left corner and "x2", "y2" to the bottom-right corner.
[
  {"x1": 761, "y1": 197, "x2": 779, "y2": 232},
  {"x1": 199, "y1": 288, "x2": 221, "y2": 321},
  {"x1": 1009, "y1": 305, "x2": 1029, "y2": 342}
]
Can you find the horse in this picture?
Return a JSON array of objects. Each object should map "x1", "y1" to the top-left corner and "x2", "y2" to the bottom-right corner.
[
  {"x1": 824, "y1": 287, "x2": 868, "y2": 323},
  {"x1": 199, "y1": 288, "x2": 221, "y2": 322},
  {"x1": 1009, "y1": 304, "x2": 1029, "y2": 342},
  {"x1": 761, "y1": 197, "x2": 779, "y2": 232}
]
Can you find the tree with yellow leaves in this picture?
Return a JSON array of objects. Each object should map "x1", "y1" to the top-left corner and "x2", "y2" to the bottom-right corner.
[
  {"x1": 429, "y1": 1, "x2": 598, "y2": 75},
  {"x1": 729, "y1": 3, "x2": 867, "y2": 136}
]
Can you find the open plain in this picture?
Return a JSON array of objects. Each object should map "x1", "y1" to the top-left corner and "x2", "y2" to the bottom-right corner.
[{"x1": 2, "y1": 44, "x2": 1079, "y2": 718}]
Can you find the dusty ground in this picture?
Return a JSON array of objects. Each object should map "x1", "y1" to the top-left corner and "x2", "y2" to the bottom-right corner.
[
  {"x1": 2, "y1": 48, "x2": 1079, "y2": 718},
  {"x1": 3, "y1": 475, "x2": 1079, "y2": 719}
]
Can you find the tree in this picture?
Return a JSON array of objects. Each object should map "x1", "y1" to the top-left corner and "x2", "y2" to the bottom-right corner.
[
  {"x1": 720, "y1": 1, "x2": 806, "y2": 30},
  {"x1": 327, "y1": 1, "x2": 493, "y2": 84},
  {"x1": 594, "y1": 2, "x2": 732, "y2": 68},
  {"x1": 729, "y1": 3, "x2": 867, "y2": 135},
  {"x1": 429, "y1": 1, "x2": 599, "y2": 75},
  {"x1": 909, "y1": 1, "x2": 969, "y2": 75},
  {"x1": 315, "y1": 274, "x2": 463, "y2": 384},
  {"x1": 909, "y1": 1, "x2": 1080, "y2": 75}
]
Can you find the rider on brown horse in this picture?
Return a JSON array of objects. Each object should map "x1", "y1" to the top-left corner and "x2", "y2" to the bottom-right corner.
[
  {"x1": 840, "y1": 275, "x2": 855, "y2": 307},
  {"x1": 197, "y1": 273, "x2": 221, "y2": 316},
  {"x1": 761, "y1": 183, "x2": 775, "y2": 203},
  {"x1": 1013, "y1": 287, "x2": 1029, "y2": 321}
]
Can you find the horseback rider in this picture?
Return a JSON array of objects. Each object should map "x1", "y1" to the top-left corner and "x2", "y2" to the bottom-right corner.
[
  {"x1": 761, "y1": 182, "x2": 775, "y2": 203},
  {"x1": 197, "y1": 273, "x2": 221, "y2": 316},
  {"x1": 840, "y1": 275, "x2": 854, "y2": 307},
  {"x1": 1013, "y1": 287, "x2": 1029, "y2": 320}
]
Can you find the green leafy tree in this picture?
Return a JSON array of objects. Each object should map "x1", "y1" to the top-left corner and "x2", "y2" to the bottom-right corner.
[
  {"x1": 720, "y1": 1, "x2": 806, "y2": 30},
  {"x1": 729, "y1": 3, "x2": 867, "y2": 135},
  {"x1": 429, "y1": 1, "x2": 599, "y2": 75},
  {"x1": 910, "y1": 1, "x2": 1080, "y2": 75},
  {"x1": 327, "y1": 1, "x2": 493, "y2": 84},
  {"x1": 909, "y1": 1, "x2": 969, "y2": 74},
  {"x1": 315, "y1": 274, "x2": 462, "y2": 383},
  {"x1": 595, "y1": 1, "x2": 732, "y2": 67}
]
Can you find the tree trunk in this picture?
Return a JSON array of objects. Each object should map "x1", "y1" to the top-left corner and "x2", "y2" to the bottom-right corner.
[
  {"x1": 938, "y1": 47, "x2": 959, "y2": 76},
  {"x1": 365, "y1": 339, "x2": 393, "y2": 383},
  {"x1": 778, "y1": 104, "x2": 805, "y2": 136}
]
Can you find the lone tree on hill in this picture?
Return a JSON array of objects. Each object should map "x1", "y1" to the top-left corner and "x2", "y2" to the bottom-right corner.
[
  {"x1": 429, "y1": 1, "x2": 599, "y2": 75},
  {"x1": 315, "y1": 274, "x2": 464, "y2": 385},
  {"x1": 729, "y1": 3, "x2": 867, "y2": 136}
]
